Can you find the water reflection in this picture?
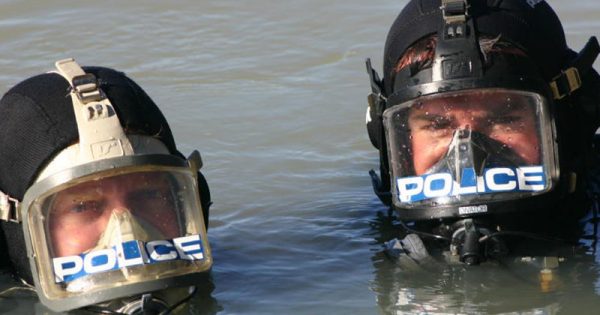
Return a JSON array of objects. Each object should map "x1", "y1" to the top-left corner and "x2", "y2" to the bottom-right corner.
[{"x1": 369, "y1": 209, "x2": 600, "y2": 314}]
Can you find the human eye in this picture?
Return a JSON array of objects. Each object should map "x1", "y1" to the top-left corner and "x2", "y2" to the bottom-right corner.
[
  {"x1": 418, "y1": 116, "x2": 453, "y2": 135},
  {"x1": 489, "y1": 115, "x2": 521, "y2": 126},
  {"x1": 135, "y1": 189, "x2": 168, "y2": 200},
  {"x1": 128, "y1": 188, "x2": 173, "y2": 207},
  {"x1": 50, "y1": 198, "x2": 106, "y2": 227},
  {"x1": 68, "y1": 199, "x2": 103, "y2": 214},
  {"x1": 428, "y1": 117, "x2": 453, "y2": 130}
]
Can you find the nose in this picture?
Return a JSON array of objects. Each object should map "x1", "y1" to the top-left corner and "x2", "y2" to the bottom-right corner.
[
  {"x1": 102, "y1": 184, "x2": 132, "y2": 214},
  {"x1": 106, "y1": 194, "x2": 132, "y2": 215},
  {"x1": 112, "y1": 206, "x2": 131, "y2": 214}
]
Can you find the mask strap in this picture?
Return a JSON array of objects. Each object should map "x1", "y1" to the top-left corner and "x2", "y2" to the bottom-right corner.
[
  {"x1": 365, "y1": 58, "x2": 387, "y2": 147},
  {"x1": 54, "y1": 58, "x2": 134, "y2": 163},
  {"x1": 550, "y1": 36, "x2": 600, "y2": 100},
  {"x1": 365, "y1": 58, "x2": 393, "y2": 205},
  {"x1": 187, "y1": 150, "x2": 203, "y2": 175},
  {"x1": 0, "y1": 191, "x2": 20, "y2": 222},
  {"x1": 433, "y1": 0, "x2": 484, "y2": 81}
]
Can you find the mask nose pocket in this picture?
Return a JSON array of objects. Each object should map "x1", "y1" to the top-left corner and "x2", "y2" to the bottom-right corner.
[{"x1": 426, "y1": 128, "x2": 528, "y2": 182}]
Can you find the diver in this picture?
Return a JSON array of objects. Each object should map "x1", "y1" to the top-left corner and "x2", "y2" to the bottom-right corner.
[
  {"x1": 0, "y1": 59, "x2": 213, "y2": 314},
  {"x1": 365, "y1": 0, "x2": 600, "y2": 267}
]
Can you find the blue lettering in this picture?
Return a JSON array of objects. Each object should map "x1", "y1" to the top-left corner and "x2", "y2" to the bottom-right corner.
[
  {"x1": 460, "y1": 168, "x2": 477, "y2": 188},
  {"x1": 118, "y1": 240, "x2": 148, "y2": 267},
  {"x1": 147, "y1": 240, "x2": 178, "y2": 262},
  {"x1": 396, "y1": 166, "x2": 548, "y2": 203},
  {"x1": 174, "y1": 235, "x2": 204, "y2": 260},
  {"x1": 485, "y1": 168, "x2": 517, "y2": 191},
  {"x1": 53, "y1": 235, "x2": 205, "y2": 284},
  {"x1": 456, "y1": 168, "x2": 477, "y2": 195}
]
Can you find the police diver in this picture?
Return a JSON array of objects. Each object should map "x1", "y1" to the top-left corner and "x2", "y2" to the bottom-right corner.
[
  {"x1": 365, "y1": 0, "x2": 600, "y2": 266},
  {"x1": 0, "y1": 59, "x2": 213, "y2": 314}
]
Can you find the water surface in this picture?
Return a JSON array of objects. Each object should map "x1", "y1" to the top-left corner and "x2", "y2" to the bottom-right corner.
[{"x1": 0, "y1": 1, "x2": 599, "y2": 314}]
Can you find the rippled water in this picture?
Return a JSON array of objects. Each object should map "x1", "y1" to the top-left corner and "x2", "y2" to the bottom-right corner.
[{"x1": 0, "y1": 1, "x2": 599, "y2": 314}]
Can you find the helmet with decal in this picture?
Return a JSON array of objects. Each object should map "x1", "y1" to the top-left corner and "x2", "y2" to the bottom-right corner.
[
  {"x1": 365, "y1": 0, "x2": 600, "y2": 263},
  {"x1": 0, "y1": 59, "x2": 212, "y2": 313}
]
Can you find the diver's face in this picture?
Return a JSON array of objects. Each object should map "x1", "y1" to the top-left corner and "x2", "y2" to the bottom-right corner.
[
  {"x1": 408, "y1": 92, "x2": 540, "y2": 175},
  {"x1": 49, "y1": 172, "x2": 180, "y2": 257}
]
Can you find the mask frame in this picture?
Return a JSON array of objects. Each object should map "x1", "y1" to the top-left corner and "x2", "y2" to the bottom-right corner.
[
  {"x1": 382, "y1": 89, "x2": 559, "y2": 218},
  {"x1": 20, "y1": 153, "x2": 212, "y2": 312}
]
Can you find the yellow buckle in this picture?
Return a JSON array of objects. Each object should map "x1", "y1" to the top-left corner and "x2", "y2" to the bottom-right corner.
[{"x1": 550, "y1": 67, "x2": 582, "y2": 100}]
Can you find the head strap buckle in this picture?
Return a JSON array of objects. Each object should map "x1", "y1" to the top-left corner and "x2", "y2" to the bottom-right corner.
[
  {"x1": 0, "y1": 191, "x2": 20, "y2": 223},
  {"x1": 434, "y1": 0, "x2": 482, "y2": 81},
  {"x1": 441, "y1": 0, "x2": 468, "y2": 24},
  {"x1": 550, "y1": 67, "x2": 582, "y2": 100},
  {"x1": 53, "y1": 58, "x2": 134, "y2": 162},
  {"x1": 550, "y1": 36, "x2": 600, "y2": 100},
  {"x1": 55, "y1": 59, "x2": 103, "y2": 103}
]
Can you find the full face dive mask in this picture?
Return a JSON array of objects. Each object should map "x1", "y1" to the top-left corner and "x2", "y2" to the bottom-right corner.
[
  {"x1": 0, "y1": 59, "x2": 212, "y2": 313},
  {"x1": 383, "y1": 89, "x2": 557, "y2": 218}
]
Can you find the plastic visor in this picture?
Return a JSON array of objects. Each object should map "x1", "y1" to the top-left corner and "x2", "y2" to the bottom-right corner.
[
  {"x1": 382, "y1": 89, "x2": 558, "y2": 209},
  {"x1": 21, "y1": 158, "x2": 211, "y2": 306}
]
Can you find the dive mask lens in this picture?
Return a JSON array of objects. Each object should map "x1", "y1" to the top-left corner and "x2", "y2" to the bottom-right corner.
[
  {"x1": 21, "y1": 160, "x2": 212, "y2": 312},
  {"x1": 383, "y1": 89, "x2": 557, "y2": 211},
  {"x1": 425, "y1": 128, "x2": 528, "y2": 179}
]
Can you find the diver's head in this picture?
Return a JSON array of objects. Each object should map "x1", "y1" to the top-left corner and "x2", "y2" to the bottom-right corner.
[
  {"x1": 0, "y1": 59, "x2": 212, "y2": 313},
  {"x1": 366, "y1": 0, "x2": 600, "y2": 262}
]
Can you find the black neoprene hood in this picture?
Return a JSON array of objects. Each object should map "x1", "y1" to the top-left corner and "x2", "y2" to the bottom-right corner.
[
  {"x1": 0, "y1": 67, "x2": 179, "y2": 201},
  {"x1": 383, "y1": 0, "x2": 569, "y2": 96}
]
